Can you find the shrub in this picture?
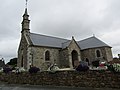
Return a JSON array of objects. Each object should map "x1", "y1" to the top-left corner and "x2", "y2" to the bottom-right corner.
[
  {"x1": 92, "y1": 60, "x2": 99, "y2": 67},
  {"x1": 3, "y1": 67, "x2": 12, "y2": 73},
  {"x1": 112, "y1": 63, "x2": 120, "y2": 73},
  {"x1": 76, "y1": 61, "x2": 89, "y2": 72},
  {"x1": 107, "y1": 63, "x2": 120, "y2": 73},
  {"x1": 107, "y1": 64, "x2": 114, "y2": 72},
  {"x1": 29, "y1": 67, "x2": 40, "y2": 74}
]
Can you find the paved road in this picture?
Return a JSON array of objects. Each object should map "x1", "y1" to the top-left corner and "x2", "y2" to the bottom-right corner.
[{"x1": 0, "y1": 85, "x2": 119, "y2": 90}]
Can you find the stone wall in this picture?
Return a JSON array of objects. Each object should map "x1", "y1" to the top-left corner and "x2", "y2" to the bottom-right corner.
[
  {"x1": 81, "y1": 47, "x2": 113, "y2": 64},
  {"x1": 0, "y1": 71, "x2": 120, "y2": 89},
  {"x1": 59, "y1": 49, "x2": 69, "y2": 68},
  {"x1": 30, "y1": 46, "x2": 60, "y2": 70},
  {"x1": 17, "y1": 35, "x2": 29, "y2": 69},
  {"x1": 105, "y1": 47, "x2": 113, "y2": 62}
]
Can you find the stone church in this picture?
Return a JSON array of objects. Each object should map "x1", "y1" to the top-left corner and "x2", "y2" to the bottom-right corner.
[{"x1": 17, "y1": 8, "x2": 113, "y2": 70}]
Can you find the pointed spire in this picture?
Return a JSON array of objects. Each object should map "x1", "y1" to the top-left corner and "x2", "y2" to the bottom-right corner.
[
  {"x1": 23, "y1": 8, "x2": 29, "y2": 19},
  {"x1": 25, "y1": 8, "x2": 28, "y2": 15}
]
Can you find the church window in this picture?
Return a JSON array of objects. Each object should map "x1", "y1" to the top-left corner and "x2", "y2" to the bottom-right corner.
[
  {"x1": 96, "y1": 50, "x2": 101, "y2": 57},
  {"x1": 21, "y1": 56, "x2": 23, "y2": 67},
  {"x1": 45, "y1": 50, "x2": 50, "y2": 61}
]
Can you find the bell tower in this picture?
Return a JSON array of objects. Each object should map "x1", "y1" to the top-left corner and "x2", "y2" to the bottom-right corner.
[{"x1": 21, "y1": 8, "x2": 30, "y2": 34}]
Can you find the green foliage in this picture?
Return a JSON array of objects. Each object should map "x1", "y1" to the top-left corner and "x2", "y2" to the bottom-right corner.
[
  {"x1": 107, "y1": 64, "x2": 114, "y2": 72},
  {"x1": 113, "y1": 63, "x2": 120, "y2": 72},
  {"x1": 107, "y1": 63, "x2": 120, "y2": 73},
  {"x1": 92, "y1": 60, "x2": 99, "y2": 67},
  {"x1": 7, "y1": 58, "x2": 17, "y2": 66}
]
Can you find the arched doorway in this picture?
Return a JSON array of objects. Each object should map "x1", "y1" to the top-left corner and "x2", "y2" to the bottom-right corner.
[
  {"x1": 71, "y1": 50, "x2": 78, "y2": 68},
  {"x1": 86, "y1": 58, "x2": 90, "y2": 66}
]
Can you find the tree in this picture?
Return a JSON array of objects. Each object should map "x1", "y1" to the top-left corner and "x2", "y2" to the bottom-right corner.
[{"x1": 7, "y1": 58, "x2": 17, "y2": 66}]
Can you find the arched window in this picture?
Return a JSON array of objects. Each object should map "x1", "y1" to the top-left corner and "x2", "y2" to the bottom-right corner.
[
  {"x1": 96, "y1": 50, "x2": 101, "y2": 57},
  {"x1": 45, "y1": 50, "x2": 50, "y2": 61},
  {"x1": 21, "y1": 56, "x2": 23, "y2": 67}
]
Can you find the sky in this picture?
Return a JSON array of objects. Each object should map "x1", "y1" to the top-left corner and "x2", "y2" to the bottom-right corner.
[{"x1": 0, "y1": 0, "x2": 120, "y2": 63}]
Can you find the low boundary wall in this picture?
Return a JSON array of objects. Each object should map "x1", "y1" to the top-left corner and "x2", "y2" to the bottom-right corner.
[{"x1": 0, "y1": 70, "x2": 120, "y2": 88}]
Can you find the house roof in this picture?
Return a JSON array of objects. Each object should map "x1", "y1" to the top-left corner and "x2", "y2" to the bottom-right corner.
[{"x1": 29, "y1": 33, "x2": 111, "y2": 50}]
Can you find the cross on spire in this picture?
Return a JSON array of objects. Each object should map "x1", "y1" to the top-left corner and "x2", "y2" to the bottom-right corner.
[{"x1": 25, "y1": 0, "x2": 28, "y2": 8}]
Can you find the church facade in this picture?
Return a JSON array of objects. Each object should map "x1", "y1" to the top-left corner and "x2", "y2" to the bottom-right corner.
[{"x1": 17, "y1": 9, "x2": 113, "y2": 70}]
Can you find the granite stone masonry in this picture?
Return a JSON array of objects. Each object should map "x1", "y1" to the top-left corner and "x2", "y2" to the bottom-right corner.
[{"x1": 0, "y1": 71, "x2": 120, "y2": 89}]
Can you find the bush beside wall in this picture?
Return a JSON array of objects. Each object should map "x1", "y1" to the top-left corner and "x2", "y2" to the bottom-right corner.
[{"x1": 0, "y1": 71, "x2": 120, "y2": 88}]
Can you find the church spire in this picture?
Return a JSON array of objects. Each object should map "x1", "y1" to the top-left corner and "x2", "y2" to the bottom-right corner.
[
  {"x1": 25, "y1": 8, "x2": 28, "y2": 15},
  {"x1": 21, "y1": 7, "x2": 30, "y2": 34}
]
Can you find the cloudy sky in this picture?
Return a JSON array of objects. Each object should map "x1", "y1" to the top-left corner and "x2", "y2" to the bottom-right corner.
[{"x1": 0, "y1": 0, "x2": 120, "y2": 63}]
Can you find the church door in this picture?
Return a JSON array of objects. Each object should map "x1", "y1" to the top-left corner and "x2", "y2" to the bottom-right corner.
[{"x1": 71, "y1": 50, "x2": 78, "y2": 68}]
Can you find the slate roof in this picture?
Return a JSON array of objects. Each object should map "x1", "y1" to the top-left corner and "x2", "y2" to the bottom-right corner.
[
  {"x1": 78, "y1": 36, "x2": 111, "y2": 50},
  {"x1": 29, "y1": 33, "x2": 111, "y2": 50},
  {"x1": 29, "y1": 33, "x2": 69, "y2": 48},
  {"x1": 62, "y1": 40, "x2": 71, "y2": 49}
]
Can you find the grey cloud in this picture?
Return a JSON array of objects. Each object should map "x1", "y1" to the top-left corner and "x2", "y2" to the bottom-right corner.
[{"x1": 0, "y1": 0, "x2": 120, "y2": 63}]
